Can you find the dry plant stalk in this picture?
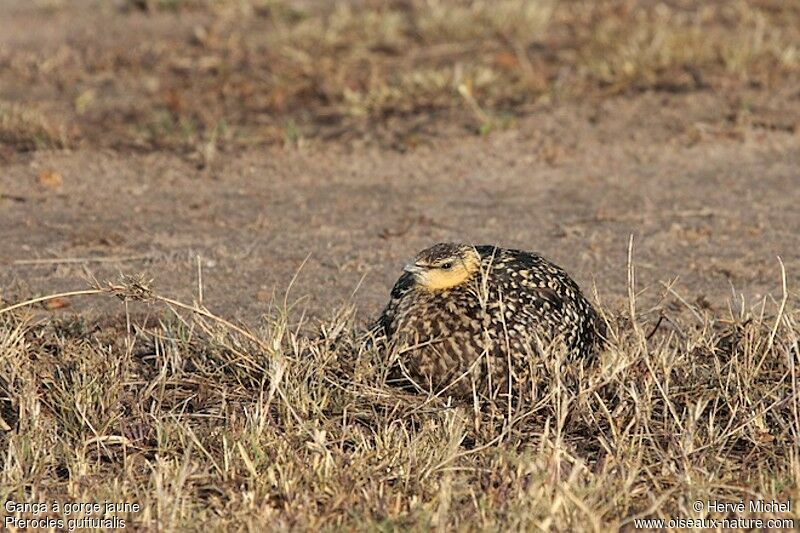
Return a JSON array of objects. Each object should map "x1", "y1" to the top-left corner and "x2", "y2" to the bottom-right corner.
[{"x1": 0, "y1": 264, "x2": 797, "y2": 529}]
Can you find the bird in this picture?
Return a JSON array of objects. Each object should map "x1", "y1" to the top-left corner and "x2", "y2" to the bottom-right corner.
[{"x1": 376, "y1": 243, "x2": 604, "y2": 400}]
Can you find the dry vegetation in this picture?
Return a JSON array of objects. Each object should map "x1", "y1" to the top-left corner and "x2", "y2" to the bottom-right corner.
[
  {"x1": 0, "y1": 268, "x2": 798, "y2": 530},
  {"x1": 2, "y1": 0, "x2": 800, "y2": 530},
  {"x1": 1, "y1": 0, "x2": 798, "y2": 156}
]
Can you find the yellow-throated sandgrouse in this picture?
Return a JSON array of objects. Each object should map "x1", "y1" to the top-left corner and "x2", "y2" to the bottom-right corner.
[{"x1": 377, "y1": 243, "x2": 604, "y2": 397}]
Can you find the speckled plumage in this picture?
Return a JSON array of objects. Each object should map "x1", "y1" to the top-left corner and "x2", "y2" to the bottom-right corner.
[{"x1": 378, "y1": 243, "x2": 604, "y2": 397}]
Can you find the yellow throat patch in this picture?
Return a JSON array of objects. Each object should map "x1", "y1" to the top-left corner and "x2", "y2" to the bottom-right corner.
[{"x1": 415, "y1": 250, "x2": 481, "y2": 291}]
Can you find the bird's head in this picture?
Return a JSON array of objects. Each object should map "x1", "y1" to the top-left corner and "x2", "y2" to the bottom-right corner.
[{"x1": 403, "y1": 243, "x2": 481, "y2": 291}]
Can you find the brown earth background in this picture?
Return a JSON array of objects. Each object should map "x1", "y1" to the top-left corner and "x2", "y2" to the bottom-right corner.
[
  {"x1": 2, "y1": 1, "x2": 800, "y2": 530},
  {"x1": 1, "y1": 0, "x2": 799, "y2": 325}
]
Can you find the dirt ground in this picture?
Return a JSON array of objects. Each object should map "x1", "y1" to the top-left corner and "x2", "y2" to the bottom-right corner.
[
  {"x1": 2, "y1": 2, "x2": 800, "y2": 530},
  {"x1": 1, "y1": 0, "x2": 799, "y2": 326},
  {"x1": 3, "y1": 97, "x2": 799, "y2": 325}
]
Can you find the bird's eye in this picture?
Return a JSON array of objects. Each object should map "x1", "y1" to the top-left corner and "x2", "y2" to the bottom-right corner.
[{"x1": 441, "y1": 262, "x2": 453, "y2": 270}]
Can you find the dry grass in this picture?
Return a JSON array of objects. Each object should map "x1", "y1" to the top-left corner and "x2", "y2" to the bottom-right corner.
[
  {"x1": 2, "y1": 0, "x2": 798, "y2": 153},
  {"x1": 1, "y1": 1, "x2": 799, "y2": 529},
  {"x1": 0, "y1": 269, "x2": 798, "y2": 530},
  {"x1": 0, "y1": 102, "x2": 68, "y2": 152}
]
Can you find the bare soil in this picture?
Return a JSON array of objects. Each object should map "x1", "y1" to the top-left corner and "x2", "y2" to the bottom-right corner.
[
  {"x1": 1, "y1": 0, "x2": 799, "y2": 323},
  {"x1": 2, "y1": 2, "x2": 800, "y2": 530},
  {"x1": 3, "y1": 96, "x2": 799, "y2": 324}
]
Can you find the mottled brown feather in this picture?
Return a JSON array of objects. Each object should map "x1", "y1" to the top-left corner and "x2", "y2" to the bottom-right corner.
[{"x1": 377, "y1": 243, "x2": 604, "y2": 398}]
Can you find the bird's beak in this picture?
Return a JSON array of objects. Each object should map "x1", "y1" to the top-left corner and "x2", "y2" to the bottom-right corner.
[{"x1": 403, "y1": 263, "x2": 425, "y2": 275}]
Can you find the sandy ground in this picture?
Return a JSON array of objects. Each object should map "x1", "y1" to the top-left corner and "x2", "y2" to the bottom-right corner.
[
  {"x1": 2, "y1": 95, "x2": 799, "y2": 325},
  {"x1": 1, "y1": 0, "x2": 799, "y2": 326}
]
